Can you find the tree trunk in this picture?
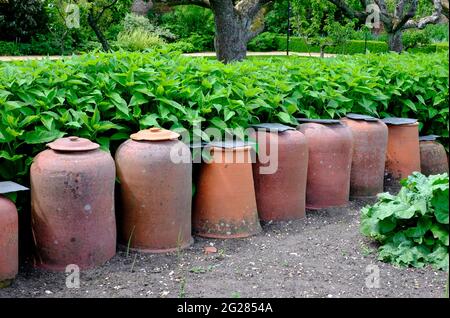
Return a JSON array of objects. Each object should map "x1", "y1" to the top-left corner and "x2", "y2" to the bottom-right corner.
[
  {"x1": 210, "y1": 0, "x2": 250, "y2": 63},
  {"x1": 388, "y1": 30, "x2": 403, "y2": 53},
  {"x1": 87, "y1": 11, "x2": 110, "y2": 52},
  {"x1": 320, "y1": 46, "x2": 325, "y2": 58}
]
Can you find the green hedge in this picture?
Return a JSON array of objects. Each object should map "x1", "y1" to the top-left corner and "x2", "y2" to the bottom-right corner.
[
  {"x1": 0, "y1": 51, "x2": 448, "y2": 187},
  {"x1": 0, "y1": 41, "x2": 32, "y2": 56},
  {"x1": 435, "y1": 42, "x2": 450, "y2": 52},
  {"x1": 408, "y1": 42, "x2": 450, "y2": 53},
  {"x1": 275, "y1": 36, "x2": 448, "y2": 55},
  {"x1": 276, "y1": 36, "x2": 388, "y2": 54}
]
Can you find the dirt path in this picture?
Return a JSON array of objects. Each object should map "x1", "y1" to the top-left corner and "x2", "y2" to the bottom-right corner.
[
  {"x1": 0, "y1": 52, "x2": 336, "y2": 62},
  {"x1": 1, "y1": 198, "x2": 446, "y2": 298},
  {"x1": 183, "y1": 51, "x2": 337, "y2": 58},
  {"x1": 0, "y1": 56, "x2": 64, "y2": 62}
]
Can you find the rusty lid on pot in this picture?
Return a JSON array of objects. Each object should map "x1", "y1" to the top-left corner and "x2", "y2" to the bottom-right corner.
[
  {"x1": 419, "y1": 135, "x2": 440, "y2": 141},
  {"x1": 297, "y1": 118, "x2": 342, "y2": 125},
  {"x1": 251, "y1": 123, "x2": 296, "y2": 132},
  {"x1": 131, "y1": 127, "x2": 180, "y2": 141},
  {"x1": 47, "y1": 136, "x2": 100, "y2": 152},
  {"x1": 345, "y1": 113, "x2": 379, "y2": 122},
  {"x1": 0, "y1": 181, "x2": 29, "y2": 194},
  {"x1": 382, "y1": 117, "x2": 417, "y2": 125}
]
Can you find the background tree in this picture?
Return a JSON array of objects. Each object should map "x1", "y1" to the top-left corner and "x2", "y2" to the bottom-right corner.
[
  {"x1": 151, "y1": 0, "x2": 275, "y2": 63},
  {"x1": 442, "y1": 0, "x2": 449, "y2": 17},
  {"x1": 84, "y1": 0, "x2": 132, "y2": 51},
  {"x1": 328, "y1": 0, "x2": 444, "y2": 52},
  {"x1": 0, "y1": 0, "x2": 48, "y2": 42}
]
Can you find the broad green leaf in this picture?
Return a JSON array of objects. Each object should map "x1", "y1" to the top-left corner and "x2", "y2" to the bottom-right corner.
[
  {"x1": 24, "y1": 128, "x2": 65, "y2": 144},
  {"x1": 211, "y1": 117, "x2": 227, "y2": 130},
  {"x1": 158, "y1": 98, "x2": 187, "y2": 115},
  {"x1": 109, "y1": 92, "x2": 129, "y2": 116}
]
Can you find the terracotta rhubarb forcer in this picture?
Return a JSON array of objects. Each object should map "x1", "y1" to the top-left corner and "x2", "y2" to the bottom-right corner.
[
  {"x1": 30, "y1": 137, "x2": 116, "y2": 271},
  {"x1": 383, "y1": 118, "x2": 421, "y2": 180},
  {"x1": 341, "y1": 114, "x2": 388, "y2": 198},
  {"x1": 0, "y1": 182, "x2": 27, "y2": 288},
  {"x1": 251, "y1": 123, "x2": 308, "y2": 221},
  {"x1": 0, "y1": 195, "x2": 17, "y2": 289},
  {"x1": 115, "y1": 128, "x2": 193, "y2": 252},
  {"x1": 297, "y1": 119, "x2": 354, "y2": 209},
  {"x1": 193, "y1": 141, "x2": 261, "y2": 238},
  {"x1": 419, "y1": 135, "x2": 449, "y2": 176}
]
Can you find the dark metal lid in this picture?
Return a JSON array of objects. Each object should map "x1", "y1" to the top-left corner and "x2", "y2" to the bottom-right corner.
[
  {"x1": 251, "y1": 123, "x2": 296, "y2": 132},
  {"x1": 47, "y1": 136, "x2": 100, "y2": 152},
  {"x1": 419, "y1": 135, "x2": 440, "y2": 141},
  {"x1": 189, "y1": 142, "x2": 206, "y2": 149},
  {"x1": 345, "y1": 113, "x2": 379, "y2": 122},
  {"x1": 297, "y1": 118, "x2": 341, "y2": 125},
  {"x1": 382, "y1": 117, "x2": 417, "y2": 125},
  {"x1": 0, "y1": 181, "x2": 29, "y2": 194},
  {"x1": 207, "y1": 140, "x2": 256, "y2": 149}
]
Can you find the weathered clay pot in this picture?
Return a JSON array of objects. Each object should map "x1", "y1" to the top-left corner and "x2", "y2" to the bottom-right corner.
[
  {"x1": 383, "y1": 118, "x2": 421, "y2": 180},
  {"x1": 341, "y1": 114, "x2": 388, "y2": 198},
  {"x1": 297, "y1": 120, "x2": 353, "y2": 209},
  {"x1": 193, "y1": 141, "x2": 261, "y2": 238},
  {"x1": 0, "y1": 195, "x2": 18, "y2": 288},
  {"x1": 116, "y1": 128, "x2": 193, "y2": 253},
  {"x1": 251, "y1": 123, "x2": 308, "y2": 221},
  {"x1": 30, "y1": 137, "x2": 116, "y2": 271},
  {"x1": 419, "y1": 136, "x2": 449, "y2": 176},
  {"x1": 0, "y1": 182, "x2": 27, "y2": 288}
]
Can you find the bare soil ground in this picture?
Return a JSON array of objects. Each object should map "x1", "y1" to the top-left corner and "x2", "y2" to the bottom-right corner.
[{"x1": 1, "y1": 196, "x2": 447, "y2": 298}]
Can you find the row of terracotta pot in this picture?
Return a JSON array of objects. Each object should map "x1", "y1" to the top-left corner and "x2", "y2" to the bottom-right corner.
[{"x1": 1, "y1": 116, "x2": 448, "y2": 287}]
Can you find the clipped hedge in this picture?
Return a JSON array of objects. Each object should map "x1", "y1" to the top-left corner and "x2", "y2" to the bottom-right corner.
[
  {"x1": 0, "y1": 41, "x2": 32, "y2": 56},
  {"x1": 276, "y1": 36, "x2": 389, "y2": 54},
  {"x1": 435, "y1": 42, "x2": 450, "y2": 52},
  {"x1": 0, "y1": 51, "x2": 448, "y2": 187},
  {"x1": 409, "y1": 42, "x2": 450, "y2": 53},
  {"x1": 274, "y1": 35, "x2": 448, "y2": 55}
]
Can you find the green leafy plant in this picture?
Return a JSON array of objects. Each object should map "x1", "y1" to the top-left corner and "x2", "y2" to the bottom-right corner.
[
  {"x1": 361, "y1": 173, "x2": 449, "y2": 271},
  {"x1": 122, "y1": 13, "x2": 175, "y2": 41},
  {"x1": 159, "y1": 5, "x2": 214, "y2": 41},
  {"x1": 403, "y1": 29, "x2": 432, "y2": 51},
  {"x1": 116, "y1": 29, "x2": 165, "y2": 51},
  {"x1": 165, "y1": 41, "x2": 196, "y2": 53},
  {"x1": 248, "y1": 32, "x2": 279, "y2": 52}
]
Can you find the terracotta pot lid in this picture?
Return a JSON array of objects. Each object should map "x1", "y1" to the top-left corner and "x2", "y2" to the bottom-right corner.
[
  {"x1": 207, "y1": 140, "x2": 256, "y2": 149},
  {"x1": 419, "y1": 134, "x2": 440, "y2": 141},
  {"x1": 251, "y1": 123, "x2": 296, "y2": 132},
  {"x1": 345, "y1": 113, "x2": 379, "y2": 122},
  {"x1": 47, "y1": 136, "x2": 100, "y2": 152},
  {"x1": 297, "y1": 118, "x2": 341, "y2": 125},
  {"x1": 382, "y1": 117, "x2": 417, "y2": 125},
  {"x1": 131, "y1": 127, "x2": 180, "y2": 141},
  {"x1": 0, "y1": 181, "x2": 29, "y2": 194}
]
